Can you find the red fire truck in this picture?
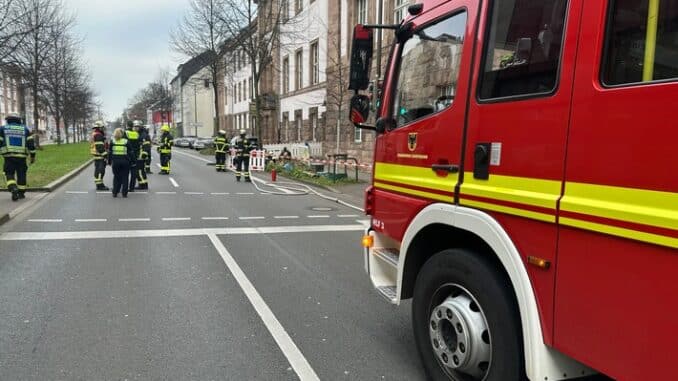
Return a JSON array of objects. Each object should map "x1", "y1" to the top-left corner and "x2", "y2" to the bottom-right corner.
[{"x1": 349, "y1": 1, "x2": 677, "y2": 380}]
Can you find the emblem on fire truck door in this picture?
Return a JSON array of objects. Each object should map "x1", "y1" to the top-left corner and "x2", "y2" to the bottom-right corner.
[{"x1": 408, "y1": 133, "x2": 417, "y2": 152}]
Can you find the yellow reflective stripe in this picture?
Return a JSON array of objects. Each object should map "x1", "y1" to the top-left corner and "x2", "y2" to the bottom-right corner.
[
  {"x1": 561, "y1": 217, "x2": 678, "y2": 249},
  {"x1": 461, "y1": 172, "x2": 561, "y2": 210},
  {"x1": 462, "y1": 198, "x2": 556, "y2": 223},
  {"x1": 561, "y1": 182, "x2": 678, "y2": 232},
  {"x1": 374, "y1": 162, "x2": 457, "y2": 193},
  {"x1": 374, "y1": 181, "x2": 453, "y2": 203}
]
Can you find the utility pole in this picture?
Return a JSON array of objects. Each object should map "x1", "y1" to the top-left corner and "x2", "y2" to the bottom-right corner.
[{"x1": 193, "y1": 82, "x2": 198, "y2": 136}]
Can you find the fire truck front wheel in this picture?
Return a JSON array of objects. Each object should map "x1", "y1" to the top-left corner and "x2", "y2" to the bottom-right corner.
[{"x1": 412, "y1": 249, "x2": 526, "y2": 381}]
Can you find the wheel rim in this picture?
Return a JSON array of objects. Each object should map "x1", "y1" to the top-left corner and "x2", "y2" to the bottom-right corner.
[{"x1": 429, "y1": 284, "x2": 492, "y2": 380}]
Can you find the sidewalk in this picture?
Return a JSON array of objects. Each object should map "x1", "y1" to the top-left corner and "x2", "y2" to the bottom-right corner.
[{"x1": 0, "y1": 193, "x2": 47, "y2": 225}]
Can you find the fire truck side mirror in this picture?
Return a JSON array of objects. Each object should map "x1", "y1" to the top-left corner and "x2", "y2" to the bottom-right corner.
[
  {"x1": 349, "y1": 94, "x2": 371, "y2": 126},
  {"x1": 348, "y1": 25, "x2": 374, "y2": 91}
]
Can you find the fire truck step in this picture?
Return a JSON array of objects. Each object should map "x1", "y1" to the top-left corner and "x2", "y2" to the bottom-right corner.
[
  {"x1": 373, "y1": 248, "x2": 399, "y2": 268},
  {"x1": 376, "y1": 286, "x2": 398, "y2": 303}
]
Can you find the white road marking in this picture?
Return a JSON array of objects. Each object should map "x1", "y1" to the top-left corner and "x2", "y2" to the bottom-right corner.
[
  {"x1": 75, "y1": 219, "x2": 107, "y2": 223},
  {"x1": 27, "y1": 219, "x2": 62, "y2": 223},
  {"x1": 135, "y1": 191, "x2": 148, "y2": 194},
  {"x1": 207, "y1": 234, "x2": 320, "y2": 381},
  {"x1": 162, "y1": 217, "x2": 191, "y2": 221},
  {"x1": 211, "y1": 192, "x2": 229, "y2": 195},
  {"x1": 236, "y1": 192, "x2": 254, "y2": 195},
  {"x1": 307, "y1": 215, "x2": 330, "y2": 219},
  {"x1": 274, "y1": 216, "x2": 300, "y2": 220},
  {"x1": 66, "y1": 191, "x2": 88, "y2": 194},
  {"x1": 0, "y1": 224, "x2": 366, "y2": 241},
  {"x1": 184, "y1": 192, "x2": 204, "y2": 195},
  {"x1": 156, "y1": 163, "x2": 162, "y2": 169},
  {"x1": 156, "y1": 191, "x2": 176, "y2": 195},
  {"x1": 119, "y1": 218, "x2": 151, "y2": 222},
  {"x1": 201, "y1": 217, "x2": 229, "y2": 220},
  {"x1": 337, "y1": 215, "x2": 360, "y2": 218},
  {"x1": 239, "y1": 216, "x2": 266, "y2": 220},
  {"x1": 169, "y1": 177, "x2": 179, "y2": 188},
  {"x1": 96, "y1": 191, "x2": 109, "y2": 194}
]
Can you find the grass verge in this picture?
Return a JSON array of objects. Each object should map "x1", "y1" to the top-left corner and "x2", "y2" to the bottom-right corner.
[
  {"x1": 266, "y1": 161, "x2": 364, "y2": 186},
  {"x1": 1, "y1": 142, "x2": 91, "y2": 189}
]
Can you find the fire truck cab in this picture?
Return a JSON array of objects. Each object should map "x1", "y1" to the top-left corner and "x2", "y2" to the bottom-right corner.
[{"x1": 349, "y1": 1, "x2": 678, "y2": 380}]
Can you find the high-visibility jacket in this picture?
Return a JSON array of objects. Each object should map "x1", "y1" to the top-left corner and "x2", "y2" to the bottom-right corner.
[
  {"x1": 159, "y1": 133, "x2": 173, "y2": 154},
  {"x1": 110, "y1": 138, "x2": 129, "y2": 156},
  {"x1": 214, "y1": 136, "x2": 228, "y2": 153},
  {"x1": 234, "y1": 137, "x2": 251, "y2": 157},
  {"x1": 125, "y1": 129, "x2": 140, "y2": 160},
  {"x1": 0, "y1": 123, "x2": 36, "y2": 158},
  {"x1": 90, "y1": 130, "x2": 107, "y2": 160},
  {"x1": 141, "y1": 130, "x2": 152, "y2": 157}
]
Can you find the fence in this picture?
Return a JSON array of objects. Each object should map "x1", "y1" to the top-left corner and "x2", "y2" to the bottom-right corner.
[
  {"x1": 227, "y1": 149, "x2": 266, "y2": 172},
  {"x1": 263, "y1": 142, "x2": 323, "y2": 160}
]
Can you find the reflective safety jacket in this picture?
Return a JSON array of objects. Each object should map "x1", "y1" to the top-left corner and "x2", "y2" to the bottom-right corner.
[
  {"x1": 108, "y1": 137, "x2": 133, "y2": 164},
  {"x1": 141, "y1": 129, "x2": 152, "y2": 157},
  {"x1": 214, "y1": 136, "x2": 229, "y2": 153},
  {"x1": 234, "y1": 137, "x2": 251, "y2": 158},
  {"x1": 159, "y1": 133, "x2": 173, "y2": 154},
  {"x1": 125, "y1": 129, "x2": 140, "y2": 161},
  {"x1": 90, "y1": 130, "x2": 107, "y2": 160},
  {"x1": 0, "y1": 123, "x2": 36, "y2": 159}
]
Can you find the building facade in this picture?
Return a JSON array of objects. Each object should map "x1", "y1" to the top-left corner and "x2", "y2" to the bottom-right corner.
[
  {"x1": 0, "y1": 68, "x2": 22, "y2": 124},
  {"x1": 171, "y1": 52, "x2": 217, "y2": 137}
]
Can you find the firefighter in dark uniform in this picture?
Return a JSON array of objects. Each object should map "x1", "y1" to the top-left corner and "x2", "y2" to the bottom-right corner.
[
  {"x1": 132, "y1": 120, "x2": 148, "y2": 190},
  {"x1": 125, "y1": 120, "x2": 140, "y2": 191},
  {"x1": 108, "y1": 128, "x2": 134, "y2": 198},
  {"x1": 0, "y1": 114, "x2": 36, "y2": 201},
  {"x1": 90, "y1": 120, "x2": 109, "y2": 191},
  {"x1": 158, "y1": 124, "x2": 173, "y2": 174},
  {"x1": 142, "y1": 124, "x2": 152, "y2": 174},
  {"x1": 234, "y1": 129, "x2": 251, "y2": 182},
  {"x1": 214, "y1": 130, "x2": 229, "y2": 172}
]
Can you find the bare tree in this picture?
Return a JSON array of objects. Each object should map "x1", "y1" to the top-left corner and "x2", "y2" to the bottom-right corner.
[
  {"x1": 127, "y1": 68, "x2": 175, "y2": 129},
  {"x1": 171, "y1": 0, "x2": 228, "y2": 136},
  {"x1": 0, "y1": 0, "x2": 38, "y2": 64}
]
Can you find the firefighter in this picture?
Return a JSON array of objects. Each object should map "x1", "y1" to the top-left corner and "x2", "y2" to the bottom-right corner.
[
  {"x1": 142, "y1": 124, "x2": 152, "y2": 174},
  {"x1": 125, "y1": 120, "x2": 141, "y2": 191},
  {"x1": 0, "y1": 114, "x2": 36, "y2": 201},
  {"x1": 234, "y1": 129, "x2": 251, "y2": 182},
  {"x1": 90, "y1": 120, "x2": 110, "y2": 191},
  {"x1": 213, "y1": 130, "x2": 229, "y2": 172},
  {"x1": 157, "y1": 124, "x2": 173, "y2": 175},
  {"x1": 132, "y1": 120, "x2": 148, "y2": 190},
  {"x1": 108, "y1": 128, "x2": 134, "y2": 198}
]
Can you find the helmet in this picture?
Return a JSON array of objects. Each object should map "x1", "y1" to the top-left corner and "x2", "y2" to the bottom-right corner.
[
  {"x1": 5, "y1": 113, "x2": 22, "y2": 125},
  {"x1": 239, "y1": 129, "x2": 246, "y2": 136},
  {"x1": 92, "y1": 120, "x2": 105, "y2": 130},
  {"x1": 161, "y1": 124, "x2": 170, "y2": 132},
  {"x1": 133, "y1": 120, "x2": 143, "y2": 127},
  {"x1": 218, "y1": 130, "x2": 226, "y2": 135}
]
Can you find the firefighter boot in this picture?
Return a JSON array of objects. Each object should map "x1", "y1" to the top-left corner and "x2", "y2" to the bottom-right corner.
[{"x1": 97, "y1": 184, "x2": 110, "y2": 191}]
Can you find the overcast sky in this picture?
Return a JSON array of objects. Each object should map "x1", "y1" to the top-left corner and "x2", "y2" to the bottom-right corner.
[{"x1": 66, "y1": 0, "x2": 189, "y2": 120}]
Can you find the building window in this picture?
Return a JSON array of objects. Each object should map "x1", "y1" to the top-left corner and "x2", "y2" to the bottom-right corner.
[
  {"x1": 310, "y1": 112, "x2": 318, "y2": 141},
  {"x1": 394, "y1": 0, "x2": 410, "y2": 23},
  {"x1": 310, "y1": 41, "x2": 319, "y2": 85},
  {"x1": 295, "y1": 0, "x2": 302, "y2": 15},
  {"x1": 249, "y1": 77, "x2": 253, "y2": 99},
  {"x1": 282, "y1": 0, "x2": 289, "y2": 22},
  {"x1": 602, "y1": 0, "x2": 678, "y2": 86},
  {"x1": 357, "y1": 0, "x2": 368, "y2": 24},
  {"x1": 478, "y1": 0, "x2": 567, "y2": 100},
  {"x1": 295, "y1": 111, "x2": 302, "y2": 141},
  {"x1": 354, "y1": 126, "x2": 362, "y2": 143},
  {"x1": 283, "y1": 112, "x2": 289, "y2": 142},
  {"x1": 295, "y1": 49, "x2": 303, "y2": 90},
  {"x1": 282, "y1": 56, "x2": 290, "y2": 94}
]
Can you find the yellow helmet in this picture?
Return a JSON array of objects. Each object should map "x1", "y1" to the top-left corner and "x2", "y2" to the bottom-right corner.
[{"x1": 161, "y1": 124, "x2": 170, "y2": 132}]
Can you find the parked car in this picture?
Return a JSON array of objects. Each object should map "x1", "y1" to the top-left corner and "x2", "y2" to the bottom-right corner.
[
  {"x1": 193, "y1": 137, "x2": 214, "y2": 150},
  {"x1": 174, "y1": 138, "x2": 190, "y2": 148}
]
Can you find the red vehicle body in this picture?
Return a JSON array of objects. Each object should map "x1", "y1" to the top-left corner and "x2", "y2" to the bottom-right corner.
[{"x1": 352, "y1": 1, "x2": 678, "y2": 380}]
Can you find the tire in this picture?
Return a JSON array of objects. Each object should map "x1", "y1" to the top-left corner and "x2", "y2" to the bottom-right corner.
[{"x1": 412, "y1": 249, "x2": 526, "y2": 381}]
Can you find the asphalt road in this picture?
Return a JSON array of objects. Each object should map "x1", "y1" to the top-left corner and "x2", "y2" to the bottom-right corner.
[{"x1": 0, "y1": 149, "x2": 427, "y2": 381}]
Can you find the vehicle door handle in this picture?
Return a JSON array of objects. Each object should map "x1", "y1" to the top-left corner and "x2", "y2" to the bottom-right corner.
[{"x1": 431, "y1": 164, "x2": 459, "y2": 174}]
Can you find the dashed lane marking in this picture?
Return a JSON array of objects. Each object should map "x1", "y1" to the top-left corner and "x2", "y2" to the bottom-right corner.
[
  {"x1": 236, "y1": 192, "x2": 255, "y2": 195},
  {"x1": 75, "y1": 219, "x2": 107, "y2": 222},
  {"x1": 207, "y1": 234, "x2": 320, "y2": 381},
  {"x1": 169, "y1": 177, "x2": 179, "y2": 188},
  {"x1": 307, "y1": 215, "x2": 331, "y2": 219},
  {"x1": 274, "y1": 216, "x2": 300, "y2": 220},
  {"x1": 162, "y1": 217, "x2": 192, "y2": 221},
  {"x1": 119, "y1": 218, "x2": 151, "y2": 222},
  {"x1": 337, "y1": 215, "x2": 360, "y2": 218},
  {"x1": 211, "y1": 192, "x2": 229, "y2": 195},
  {"x1": 184, "y1": 192, "x2": 204, "y2": 195},
  {"x1": 156, "y1": 191, "x2": 177, "y2": 195},
  {"x1": 66, "y1": 191, "x2": 88, "y2": 194},
  {"x1": 27, "y1": 219, "x2": 62, "y2": 223},
  {"x1": 0, "y1": 224, "x2": 367, "y2": 241},
  {"x1": 201, "y1": 217, "x2": 229, "y2": 220},
  {"x1": 239, "y1": 216, "x2": 266, "y2": 220}
]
